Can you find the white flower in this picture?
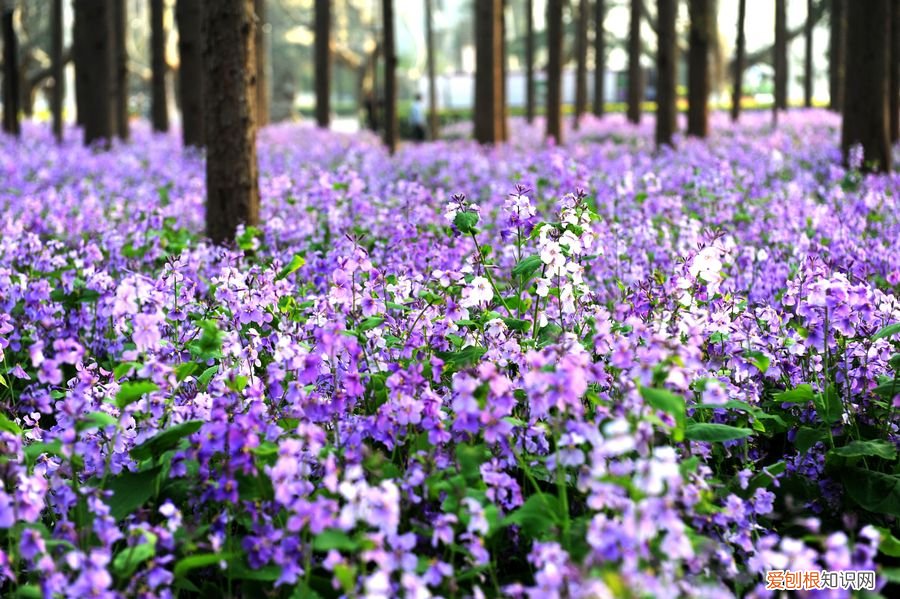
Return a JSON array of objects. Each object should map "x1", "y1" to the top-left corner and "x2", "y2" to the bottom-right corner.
[
  {"x1": 689, "y1": 246, "x2": 724, "y2": 284},
  {"x1": 535, "y1": 277, "x2": 551, "y2": 297},
  {"x1": 460, "y1": 276, "x2": 493, "y2": 308}
]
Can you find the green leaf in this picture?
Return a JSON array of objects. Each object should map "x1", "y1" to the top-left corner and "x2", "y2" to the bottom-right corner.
[
  {"x1": 502, "y1": 493, "x2": 562, "y2": 539},
  {"x1": 76, "y1": 411, "x2": 118, "y2": 432},
  {"x1": 173, "y1": 552, "x2": 240, "y2": 578},
  {"x1": 113, "y1": 542, "x2": 157, "y2": 578},
  {"x1": 357, "y1": 316, "x2": 384, "y2": 332},
  {"x1": 830, "y1": 440, "x2": 897, "y2": 461},
  {"x1": 873, "y1": 323, "x2": 900, "y2": 341},
  {"x1": 794, "y1": 426, "x2": 828, "y2": 453},
  {"x1": 113, "y1": 361, "x2": 140, "y2": 380},
  {"x1": 174, "y1": 362, "x2": 198, "y2": 382},
  {"x1": 536, "y1": 323, "x2": 563, "y2": 348},
  {"x1": 874, "y1": 527, "x2": 900, "y2": 557},
  {"x1": 501, "y1": 317, "x2": 531, "y2": 332},
  {"x1": 842, "y1": 468, "x2": 900, "y2": 517},
  {"x1": 105, "y1": 466, "x2": 162, "y2": 520},
  {"x1": 813, "y1": 385, "x2": 843, "y2": 424},
  {"x1": 685, "y1": 423, "x2": 753, "y2": 443},
  {"x1": 774, "y1": 384, "x2": 814, "y2": 404},
  {"x1": 640, "y1": 387, "x2": 686, "y2": 442},
  {"x1": 0, "y1": 412, "x2": 22, "y2": 435},
  {"x1": 435, "y1": 346, "x2": 486, "y2": 370},
  {"x1": 512, "y1": 255, "x2": 543, "y2": 283},
  {"x1": 115, "y1": 381, "x2": 160, "y2": 410},
  {"x1": 13, "y1": 585, "x2": 43, "y2": 599},
  {"x1": 743, "y1": 350, "x2": 770, "y2": 374},
  {"x1": 453, "y1": 211, "x2": 479, "y2": 234},
  {"x1": 197, "y1": 365, "x2": 218, "y2": 387},
  {"x1": 455, "y1": 443, "x2": 487, "y2": 483},
  {"x1": 312, "y1": 529, "x2": 358, "y2": 552},
  {"x1": 130, "y1": 420, "x2": 203, "y2": 462},
  {"x1": 276, "y1": 254, "x2": 306, "y2": 280}
]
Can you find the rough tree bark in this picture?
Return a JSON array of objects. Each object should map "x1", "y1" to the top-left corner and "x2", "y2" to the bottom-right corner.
[
  {"x1": 425, "y1": 0, "x2": 438, "y2": 138},
  {"x1": 626, "y1": 0, "x2": 642, "y2": 124},
  {"x1": 593, "y1": 0, "x2": 605, "y2": 117},
  {"x1": 474, "y1": 0, "x2": 505, "y2": 144},
  {"x1": 841, "y1": 0, "x2": 890, "y2": 172},
  {"x1": 315, "y1": 0, "x2": 330, "y2": 128},
  {"x1": 573, "y1": 0, "x2": 588, "y2": 129},
  {"x1": 151, "y1": 0, "x2": 169, "y2": 132},
  {"x1": 828, "y1": 0, "x2": 845, "y2": 112},
  {"x1": 525, "y1": 0, "x2": 534, "y2": 123},
  {"x1": 113, "y1": 0, "x2": 128, "y2": 140},
  {"x1": 382, "y1": 0, "x2": 397, "y2": 153},
  {"x1": 731, "y1": 0, "x2": 746, "y2": 121},
  {"x1": 2, "y1": 0, "x2": 20, "y2": 136},
  {"x1": 255, "y1": 0, "x2": 268, "y2": 126},
  {"x1": 774, "y1": 0, "x2": 787, "y2": 113},
  {"x1": 687, "y1": 0, "x2": 711, "y2": 137},
  {"x1": 204, "y1": 0, "x2": 260, "y2": 242},
  {"x1": 656, "y1": 0, "x2": 677, "y2": 147},
  {"x1": 77, "y1": 0, "x2": 115, "y2": 146},
  {"x1": 51, "y1": 0, "x2": 63, "y2": 142},
  {"x1": 546, "y1": 0, "x2": 563, "y2": 142},
  {"x1": 804, "y1": 0, "x2": 813, "y2": 108},
  {"x1": 177, "y1": 0, "x2": 205, "y2": 147}
]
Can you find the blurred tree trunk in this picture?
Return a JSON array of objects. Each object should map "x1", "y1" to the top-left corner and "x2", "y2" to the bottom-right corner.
[
  {"x1": 841, "y1": 0, "x2": 890, "y2": 172},
  {"x1": 73, "y1": 1, "x2": 86, "y2": 126},
  {"x1": 474, "y1": 0, "x2": 504, "y2": 144},
  {"x1": 500, "y1": 0, "x2": 507, "y2": 141},
  {"x1": 204, "y1": 0, "x2": 259, "y2": 243},
  {"x1": 255, "y1": 0, "x2": 268, "y2": 126},
  {"x1": 731, "y1": 0, "x2": 746, "y2": 121},
  {"x1": 525, "y1": 0, "x2": 534, "y2": 123},
  {"x1": 546, "y1": 0, "x2": 563, "y2": 142},
  {"x1": 77, "y1": 0, "x2": 114, "y2": 146},
  {"x1": 592, "y1": 0, "x2": 605, "y2": 117},
  {"x1": 573, "y1": 0, "x2": 588, "y2": 129},
  {"x1": 51, "y1": 0, "x2": 63, "y2": 142},
  {"x1": 113, "y1": 0, "x2": 128, "y2": 140},
  {"x1": 774, "y1": 0, "x2": 787, "y2": 112},
  {"x1": 828, "y1": 0, "x2": 845, "y2": 112},
  {"x1": 656, "y1": 0, "x2": 677, "y2": 147},
  {"x1": 2, "y1": 1, "x2": 20, "y2": 136},
  {"x1": 626, "y1": 0, "x2": 642, "y2": 124},
  {"x1": 891, "y1": 0, "x2": 899, "y2": 143},
  {"x1": 177, "y1": 0, "x2": 205, "y2": 147},
  {"x1": 687, "y1": 0, "x2": 711, "y2": 137},
  {"x1": 315, "y1": 0, "x2": 330, "y2": 128},
  {"x1": 382, "y1": 0, "x2": 397, "y2": 153},
  {"x1": 803, "y1": 0, "x2": 813, "y2": 107},
  {"x1": 425, "y1": 0, "x2": 438, "y2": 138},
  {"x1": 151, "y1": 0, "x2": 169, "y2": 132}
]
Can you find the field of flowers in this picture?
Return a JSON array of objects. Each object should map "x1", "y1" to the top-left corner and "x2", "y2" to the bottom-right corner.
[{"x1": 1, "y1": 111, "x2": 899, "y2": 598}]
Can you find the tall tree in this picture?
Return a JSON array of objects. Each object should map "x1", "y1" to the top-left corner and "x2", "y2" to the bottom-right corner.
[
  {"x1": 315, "y1": 0, "x2": 330, "y2": 128},
  {"x1": 687, "y1": 0, "x2": 711, "y2": 137},
  {"x1": 592, "y1": 0, "x2": 605, "y2": 117},
  {"x1": 626, "y1": 0, "x2": 642, "y2": 124},
  {"x1": 177, "y1": 0, "x2": 205, "y2": 147},
  {"x1": 255, "y1": 0, "x2": 268, "y2": 126},
  {"x1": 774, "y1": 0, "x2": 788, "y2": 113},
  {"x1": 73, "y1": 0, "x2": 86, "y2": 126},
  {"x1": 113, "y1": 0, "x2": 129, "y2": 140},
  {"x1": 382, "y1": 0, "x2": 397, "y2": 153},
  {"x1": 803, "y1": 0, "x2": 813, "y2": 107},
  {"x1": 51, "y1": 0, "x2": 63, "y2": 142},
  {"x1": 525, "y1": 0, "x2": 535, "y2": 123},
  {"x1": 474, "y1": 0, "x2": 505, "y2": 144},
  {"x1": 828, "y1": 0, "x2": 845, "y2": 112},
  {"x1": 151, "y1": 0, "x2": 169, "y2": 132},
  {"x1": 841, "y1": 0, "x2": 890, "y2": 172},
  {"x1": 2, "y1": 0, "x2": 20, "y2": 136},
  {"x1": 425, "y1": 0, "x2": 438, "y2": 138},
  {"x1": 573, "y1": 0, "x2": 588, "y2": 129},
  {"x1": 731, "y1": 0, "x2": 746, "y2": 121},
  {"x1": 656, "y1": 0, "x2": 677, "y2": 147},
  {"x1": 76, "y1": 0, "x2": 115, "y2": 145},
  {"x1": 204, "y1": 0, "x2": 259, "y2": 243},
  {"x1": 891, "y1": 0, "x2": 899, "y2": 143},
  {"x1": 546, "y1": 0, "x2": 563, "y2": 142}
]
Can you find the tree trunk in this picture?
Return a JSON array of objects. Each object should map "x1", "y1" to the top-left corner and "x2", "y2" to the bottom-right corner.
[
  {"x1": 828, "y1": 0, "x2": 845, "y2": 112},
  {"x1": 687, "y1": 0, "x2": 711, "y2": 137},
  {"x1": 204, "y1": 0, "x2": 259, "y2": 243},
  {"x1": 626, "y1": 0, "x2": 642, "y2": 124},
  {"x1": 525, "y1": 0, "x2": 535, "y2": 123},
  {"x1": 474, "y1": 0, "x2": 504, "y2": 144},
  {"x1": 382, "y1": 0, "x2": 397, "y2": 153},
  {"x1": 151, "y1": 0, "x2": 169, "y2": 132},
  {"x1": 774, "y1": 0, "x2": 788, "y2": 112},
  {"x1": 113, "y1": 0, "x2": 129, "y2": 140},
  {"x1": 425, "y1": 0, "x2": 438, "y2": 138},
  {"x1": 177, "y1": 0, "x2": 205, "y2": 147},
  {"x1": 500, "y1": 0, "x2": 507, "y2": 142},
  {"x1": 731, "y1": 0, "x2": 746, "y2": 121},
  {"x1": 77, "y1": 0, "x2": 115, "y2": 146},
  {"x1": 656, "y1": 0, "x2": 677, "y2": 147},
  {"x1": 51, "y1": 0, "x2": 63, "y2": 142},
  {"x1": 2, "y1": 3, "x2": 20, "y2": 136},
  {"x1": 592, "y1": 0, "x2": 605, "y2": 116},
  {"x1": 255, "y1": 0, "x2": 268, "y2": 126},
  {"x1": 803, "y1": 0, "x2": 813, "y2": 107},
  {"x1": 890, "y1": 0, "x2": 899, "y2": 143},
  {"x1": 546, "y1": 0, "x2": 563, "y2": 142},
  {"x1": 573, "y1": 0, "x2": 588, "y2": 129},
  {"x1": 315, "y1": 0, "x2": 330, "y2": 128},
  {"x1": 73, "y1": 1, "x2": 86, "y2": 126},
  {"x1": 841, "y1": 0, "x2": 890, "y2": 172}
]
